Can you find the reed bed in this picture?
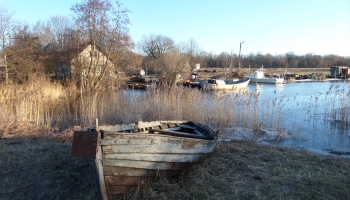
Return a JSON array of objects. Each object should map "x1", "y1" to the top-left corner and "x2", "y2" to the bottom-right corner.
[
  {"x1": 1, "y1": 81, "x2": 350, "y2": 199},
  {"x1": 0, "y1": 79, "x2": 66, "y2": 131},
  {"x1": 0, "y1": 81, "x2": 349, "y2": 138}
]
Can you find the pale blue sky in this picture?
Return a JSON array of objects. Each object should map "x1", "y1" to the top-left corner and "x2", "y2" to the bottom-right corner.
[{"x1": 3, "y1": 0, "x2": 350, "y2": 56}]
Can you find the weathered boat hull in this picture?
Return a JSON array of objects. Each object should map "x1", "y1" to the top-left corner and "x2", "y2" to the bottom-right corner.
[{"x1": 72, "y1": 120, "x2": 218, "y2": 200}]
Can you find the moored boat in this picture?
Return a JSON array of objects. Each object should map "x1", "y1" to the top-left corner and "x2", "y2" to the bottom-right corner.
[
  {"x1": 198, "y1": 77, "x2": 250, "y2": 90},
  {"x1": 71, "y1": 119, "x2": 218, "y2": 200},
  {"x1": 129, "y1": 77, "x2": 146, "y2": 83},
  {"x1": 125, "y1": 83, "x2": 147, "y2": 90},
  {"x1": 245, "y1": 70, "x2": 284, "y2": 84}
]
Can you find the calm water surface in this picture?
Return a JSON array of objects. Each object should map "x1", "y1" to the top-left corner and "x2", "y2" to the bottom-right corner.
[
  {"x1": 245, "y1": 81, "x2": 350, "y2": 157},
  {"x1": 123, "y1": 80, "x2": 350, "y2": 157}
]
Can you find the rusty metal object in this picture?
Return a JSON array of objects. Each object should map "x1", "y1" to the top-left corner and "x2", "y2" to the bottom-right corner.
[{"x1": 71, "y1": 131, "x2": 100, "y2": 157}]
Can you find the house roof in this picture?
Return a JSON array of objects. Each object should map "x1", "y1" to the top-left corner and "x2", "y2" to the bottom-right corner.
[{"x1": 44, "y1": 42, "x2": 117, "y2": 65}]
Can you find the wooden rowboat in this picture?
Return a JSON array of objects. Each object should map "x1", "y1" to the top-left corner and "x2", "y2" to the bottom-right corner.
[{"x1": 71, "y1": 119, "x2": 218, "y2": 200}]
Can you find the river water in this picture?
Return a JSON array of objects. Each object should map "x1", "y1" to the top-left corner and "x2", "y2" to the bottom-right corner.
[{"x1": 236, "y1": 80, "x2": 350, "y2": 157}]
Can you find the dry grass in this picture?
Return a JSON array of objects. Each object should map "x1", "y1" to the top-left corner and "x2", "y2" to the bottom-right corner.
[
  {"x1": 1, "y1": 135, "x2": 349, "y2": 200},
  {"x1": 0, "y1": 77, "x2": 67, "y2": 129},
  {"x1": 0, "y1": 76, "x2": 349, "y2": 139},
  {"x1": 121, "y1": 140, "x2": 350, "y2": 200},
  {"x1": 0, "y1": 131, "x2": 98, "y2": 200}
]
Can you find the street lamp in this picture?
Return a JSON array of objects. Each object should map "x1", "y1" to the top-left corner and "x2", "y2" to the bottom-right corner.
[{"x1": 238, "y1": 41, "x2": 245, "y2": 73}]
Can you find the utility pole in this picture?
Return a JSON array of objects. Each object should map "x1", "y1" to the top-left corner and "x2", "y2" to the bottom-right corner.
[{"x1": 238, "y1": 41, "x2": 245, "y2": 73}]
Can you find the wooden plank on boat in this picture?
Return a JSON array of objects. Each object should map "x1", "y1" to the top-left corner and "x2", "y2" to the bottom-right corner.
[
  {"x1": 104, "y1": 176, "x2": 154, "y2": 186},
  {"x1": 159, "y1": 120, "x2": 188, "y2": 124},
  {"x1": 134, "y1": 121, "x2": 187, "y2": 131},
  {"x1": 97, "y1": 124, "x2": 135, "y2": 132},
  {"x1": 105, "y1": 185, "x2": 137, "y2": 195},
  {"x1": 135, "y1": 121, "x2": 161, "y2": 129},
  {"x1": 102, "y1": 140, "x2": 217, "y2": 154},
  {"x1": 103, "y1": 159, "x2": 193, "y2": 170},
  {"x1": 149, "y1": 129, "x2": 211, "y2": 140},
  {"x1": 103, "y1": 153, "x2": 204, "y2": 162},
  {"x1": 103, "y1": 166, "x2": 181, "y2": 177},
  {"x1": 100, "y1": 136, "x2": 155, "y2": 145},
  {"x1": 95, "y1": 134, "x2": 108, "y2": 200},
  {"x1": 107, "y1": 124, "x2": 134, "y2": 131},
  {"x1": 100, "y1": 133, "x2": 212, "y2": 145}
]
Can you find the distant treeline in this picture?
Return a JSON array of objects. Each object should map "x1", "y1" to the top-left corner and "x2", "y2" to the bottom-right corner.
[{"x1": 201, "y1": 52, "x2": 350, "y2": 69}]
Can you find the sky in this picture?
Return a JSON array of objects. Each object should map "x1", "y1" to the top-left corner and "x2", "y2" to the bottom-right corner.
[{"x1": 2, "y1": 0, "x2": 350, "y2": 56}]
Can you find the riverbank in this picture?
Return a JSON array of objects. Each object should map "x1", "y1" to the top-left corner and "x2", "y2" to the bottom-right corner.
[{"x1": 1, "y1": 130, "x2": 349, "y2": 200}]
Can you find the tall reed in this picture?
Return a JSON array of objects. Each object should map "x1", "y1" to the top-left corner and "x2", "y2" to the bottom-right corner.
[
  {"x1": 1, "y1": 81, "x2": 349, "y2": 137},
  {"x1": 0, "y1": 77, "x2": 66, "y2": 129}
]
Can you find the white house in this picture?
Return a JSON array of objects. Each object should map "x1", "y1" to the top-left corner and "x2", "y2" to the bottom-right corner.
[{"x1": 54, "y1": 43, "x2": 116, "y2": 79}]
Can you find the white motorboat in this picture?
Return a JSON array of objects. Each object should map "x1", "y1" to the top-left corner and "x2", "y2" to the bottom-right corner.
[
  {"x1": 198, "y1": 77, "x2": 250, "y2": 90},
  {"x1": 245, "y1": 70, "x2": 284, "y2": 84}
]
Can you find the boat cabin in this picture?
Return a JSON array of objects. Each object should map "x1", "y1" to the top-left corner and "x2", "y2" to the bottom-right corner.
[
  {"x1": 252, "y1": 70, "x2": 265, "y2": 78},
  {"x1": 208, "y1": 79, "x2": 226, "y2": 85}
]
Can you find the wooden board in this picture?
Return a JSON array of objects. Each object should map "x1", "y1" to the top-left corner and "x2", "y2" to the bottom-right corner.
[
  {"x1": 102, "y1": 141, "x2": 216, "y2": 154},
  {"x1": 103, "y1": 153, "x2": 204, "y2": 162},
  {"x1": 103, "y1": 166, "x2": 181, "y2": 177},
  {"x1": 104, "y1": 176, "x2": 155, "y2": 186},
  {"x1": 105, "y1": 185, "x2": 136, "y2": 195},
  {"x1": 97, "y1": 124, "x2": 135, "y2": 132},
  {"x1": 100, "y1": 133, "x2": 211, "y2": 145},
  {"x1": 95, "y1": 133, "x2": 108, "y2": 200},
  {"x1": 103, "y1": 159, "x2": 194, "y2": 170}
]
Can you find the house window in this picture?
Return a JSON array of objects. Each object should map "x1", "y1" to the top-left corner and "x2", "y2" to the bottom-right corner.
[{"x1": 90, "y1": 50, "x2": 98, "y2": 57}]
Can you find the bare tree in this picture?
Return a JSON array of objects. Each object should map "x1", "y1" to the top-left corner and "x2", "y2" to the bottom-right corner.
[
  {"x1": 138, "y1": 34, "x2": 175, "y2": 59},
  {"x1": 186, "y1": 38, "x2": 203, "y2": 67},
  {"x1": 8, "y1": 26, "x2": 42, "y2": 83},
  {"x1": 71, "y1": 0, "x2": 132, "y2": 90},
  {"x1": 47, "y1": 16, "x2": 74, "y2": 51},
  {"x1": 32, "y1": 20, "x2": 55, "y2": 48},
  {"x1": 160, "y1": 51, "x2": 190, "y2": 83},
  {"x1": 0, "y1": 4, "x2": 16, "y2": 84},
  {"x1": 138, "y1": 34, "x2": 176, "y2": 77}
]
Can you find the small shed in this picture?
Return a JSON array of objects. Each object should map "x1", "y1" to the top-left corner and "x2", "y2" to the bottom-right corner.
[
  {"x1": 341, "y1": 67, "x2": 348, "y2": 76},
  {"x1": 330, "y1": 66, "x2": 340, "y2": 76},
  {"x1": 330, "y1": 66, "x2": 349, "y2": 77}
]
